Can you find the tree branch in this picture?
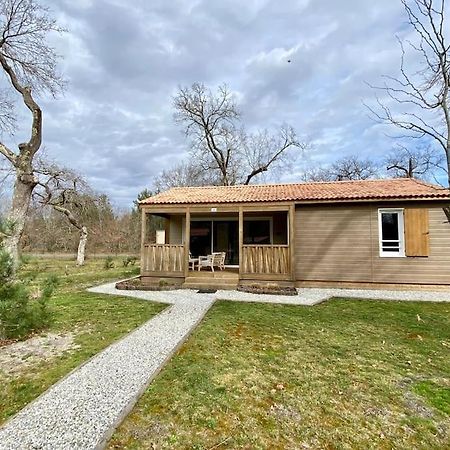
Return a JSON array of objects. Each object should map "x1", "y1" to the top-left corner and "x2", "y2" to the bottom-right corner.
[
  {"x1": 0, "y1": 141, "x2": 17, "y2": 165},
  {"x1": 0, "y1": 53, "x2": 41, "y2": 156}
]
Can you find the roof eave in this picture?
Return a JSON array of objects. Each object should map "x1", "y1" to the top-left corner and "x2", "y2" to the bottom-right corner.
[{"x1": 140, "y1": 196, "x2": 450, "y2": 207}]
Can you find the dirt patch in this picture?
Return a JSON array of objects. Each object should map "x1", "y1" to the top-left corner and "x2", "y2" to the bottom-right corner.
[
  {"x1": 403, "y1": 391, "x2": 436, "y2": 419},
  {"x1": 397, "y1": 377, "x2": 437, "y2": 419},
  {"x1": 269, "y1": 402, "x2": 302, "y2": 421},
  {"x1": 0, "y1": 332, "x2": 80, "y2": 377}
]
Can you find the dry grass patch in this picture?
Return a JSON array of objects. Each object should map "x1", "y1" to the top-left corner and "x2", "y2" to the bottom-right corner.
[
  {"x1": 109, "y1": 298, "x2": 450, "y2": 449},
  {"x1": 0, "y1": 256, "x2": 166, "y2": 424},
  {"x1": 0, "y1": 332, "x2": 80, "y2": 377}
]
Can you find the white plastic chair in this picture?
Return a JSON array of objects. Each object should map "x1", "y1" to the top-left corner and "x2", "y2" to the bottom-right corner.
[
  {"x1": 198, "y1": 252, "x2": 226, "y2": 272},
  {"x1": 188, "y1": 252, "x2": 198, "y2": 271}
]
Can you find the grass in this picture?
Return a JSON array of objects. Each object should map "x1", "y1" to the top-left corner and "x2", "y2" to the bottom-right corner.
[
  {"x1": 413, "y1": 381, "x2": 450, "y2": 416},
  {"x1": 109, "y1": 298, "x2": 450, "y2": 449},
  {"x1": 0, "y1": 256, "x2": 166, "y2": 424}
]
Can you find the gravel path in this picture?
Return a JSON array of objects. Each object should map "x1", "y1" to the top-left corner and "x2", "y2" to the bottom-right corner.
[
  {"x1": 220, "y1": 287, "x2": 450, "y2": 304},
  {"x1": 0, "y1": 282, "x2": 448, "y2": 450},
  {"x1": 0, "y1": 287, "x2": 215, "y2": 450},
  {"x1": 87, "y1": 282, "x2": 450, "y2": 306}
]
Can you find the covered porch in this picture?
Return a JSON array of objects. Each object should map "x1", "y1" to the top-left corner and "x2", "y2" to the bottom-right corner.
[{"x1": 140, "y1": 203, "x2": 296, "y2": 288}]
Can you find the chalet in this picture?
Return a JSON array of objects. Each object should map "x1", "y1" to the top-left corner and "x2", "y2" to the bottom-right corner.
[{"x1": 139, "y1": 178, "x2": 450, "y2": 290}]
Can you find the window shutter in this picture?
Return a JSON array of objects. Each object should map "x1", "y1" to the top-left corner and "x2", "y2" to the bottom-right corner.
[{"x1": 404, "y1": 208, "x2": 429, "y2": 257}]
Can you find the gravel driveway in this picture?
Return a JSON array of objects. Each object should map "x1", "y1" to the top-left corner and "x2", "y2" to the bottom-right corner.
[{"x1": 0, "y1": 282, "x2": 448, "y2": 450}]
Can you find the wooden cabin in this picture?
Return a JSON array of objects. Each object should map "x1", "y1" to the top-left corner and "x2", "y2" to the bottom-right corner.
[{"x1": 139, "y1": 178, "x2": 450, "y2": 290}]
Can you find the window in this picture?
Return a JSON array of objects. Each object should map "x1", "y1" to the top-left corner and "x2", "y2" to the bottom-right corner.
[
  {"x1": 378, "y1": 209, "x2": 405, "y2": 257},
  {"x1": 190, "y1": 221, "x2": 212, "y2": 258},
  {"x1": 243, "y1": 219, "x2": 272, "y2": 244}
]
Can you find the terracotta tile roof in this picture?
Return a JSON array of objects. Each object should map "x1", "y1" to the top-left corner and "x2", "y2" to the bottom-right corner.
[{"x1": 140, "y1": 178, "x2": 450, "y2": 205}]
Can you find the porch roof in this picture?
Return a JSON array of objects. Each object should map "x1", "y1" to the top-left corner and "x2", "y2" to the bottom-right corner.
[{"x1": 140, "y1": 178, "x2": 450, "y2": 205}]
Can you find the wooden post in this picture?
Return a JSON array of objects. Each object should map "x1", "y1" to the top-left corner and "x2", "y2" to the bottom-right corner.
[
  {"x1": 184, "y1": 208, "x2": 191, "y2": 278},
  {"x1": 140, "y1": 209, "x2": 147, "y2": 275},
  {"x1": 238, "y1": 206, "x2": 243, "y2": 277},
  {"x1": 289, "y1": 204, "x2": 296, "y2": 282}
]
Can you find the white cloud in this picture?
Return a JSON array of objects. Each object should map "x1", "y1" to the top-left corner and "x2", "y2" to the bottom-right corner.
[{"x1": 1, "y1": 0, "x2": 444, "y2": 207}]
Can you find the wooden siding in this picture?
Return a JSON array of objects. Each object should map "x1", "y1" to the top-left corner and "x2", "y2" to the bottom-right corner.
[
  {"x1": 295, "y1": 206, "x2": 373, "y2": 282},
  {"x1": 169, "y1": 215, "x2": 183, "y2": 244},
  {"x1": 295, "y1": 204, "x2": 450, "y2": 285}
]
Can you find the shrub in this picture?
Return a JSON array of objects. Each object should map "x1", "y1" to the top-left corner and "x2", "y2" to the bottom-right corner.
[
  {"x1": 122, "y1": 256, "x2": 137, "y2": 267},
  {"x1": 0, "y1": 248, "x2": 13, "y2": 281},
  {"x1": 104, "y1": 256, "x2": 115, "y2": 269},
  {"x1": 0, "y1": 249, "x2": 58, "y2": 339}
]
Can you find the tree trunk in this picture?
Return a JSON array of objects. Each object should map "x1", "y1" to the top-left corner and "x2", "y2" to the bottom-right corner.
[
  {"x1": 2, "y1": 171, "x2": 36, "y2": 269},
  {"x1": 76, "y1": 226, "x2": 88, "y2": 266}
]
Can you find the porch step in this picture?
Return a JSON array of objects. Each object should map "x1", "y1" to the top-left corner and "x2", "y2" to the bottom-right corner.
[
  {"x1": 183, "y1": 268, "x2": 239, "y2": 290},
  {"x1": 183, "y1": 284, "x2": 238, "y2": 291},
  {"x1": 183, "y1": 278, "x2": 238, "y2": 291}
]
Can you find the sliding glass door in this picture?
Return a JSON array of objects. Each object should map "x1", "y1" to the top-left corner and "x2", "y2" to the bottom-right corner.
[
  {"x1": 189, "y1": 219, "x2": 239, "y2": 265},
  {"x1": 189, "y1": 221, "x2": 212, "y2": 260},
  {"x1": 213, "y1": 221, "x2": 238, "y2": 265}
]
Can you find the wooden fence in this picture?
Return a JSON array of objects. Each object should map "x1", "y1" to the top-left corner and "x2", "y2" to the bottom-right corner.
[
  {"x1": 142, "y1": 244, "x2": 185, "y2": 275},
  {"x1": 241, "y1": 245, "x2": 290, "y2": 276}
]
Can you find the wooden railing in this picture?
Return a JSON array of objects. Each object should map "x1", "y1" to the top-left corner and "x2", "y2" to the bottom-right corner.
[
  {"x1": 142, "y1": 244, "x2": 185, "y2": 275},
  {"x1": 241, "y1": 245, "x2": 290, "y2": 276}
]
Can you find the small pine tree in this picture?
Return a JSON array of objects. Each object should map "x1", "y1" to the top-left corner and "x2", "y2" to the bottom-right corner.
[{"x1": 0, "y1": 221, "x2": 58, "y2": 339}]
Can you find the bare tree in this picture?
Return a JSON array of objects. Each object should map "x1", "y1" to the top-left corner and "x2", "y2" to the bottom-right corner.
[
  {"x1": 300, "y1": 166, "x2": 334, "y2": 182},
  {"x1": 241, "y1": 127, "x2": 302, "y2": 184},
  {"x1": 302, "y1": 155, "x2": 379, "y2": 182},
  {"x1": 33, "y1": 161, "x2": 94, "y2": 266},
  {"x1": 153, "y1": 160, "x2": 220, "y2": 191},
  {"x1": 367, "y1": 0, "x2": 450, "y2": 186},
  {"x1": 174, "y1": 83, "x2": 305, "y2": 186},
  {"x1": 385, "y1": 144, "x2": 446, "y2": 179},
  {"x1": 174, "y1": 83, "x2": 239, "y2": 186},
  {"x1": 0, "y1": 0, "x2": 64, "y2": 269}
]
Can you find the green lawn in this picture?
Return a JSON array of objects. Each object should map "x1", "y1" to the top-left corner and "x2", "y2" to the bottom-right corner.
[
  {"x1": 0, "y1": 256, "x2": 166, "y2": 424},
  {"x1": 109, "y1": 298, "x2": 450, "y2": 449}
]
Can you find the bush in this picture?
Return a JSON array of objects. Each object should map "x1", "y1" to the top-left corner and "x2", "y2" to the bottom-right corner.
[
  {"x1": 104, "y1": 256, "x2": 115, "y2": 269},
  {"x1": 0, "y1": 249, "x2": 58, "y2": 339},
  {"x1": 122, "y1": 256, "x2": 137, "y2": 267},
  {"x1": 0, "y1": 249, "x2": 13, "y2": 281}
]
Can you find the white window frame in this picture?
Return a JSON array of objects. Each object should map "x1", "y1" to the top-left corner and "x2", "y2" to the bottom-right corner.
[{"x1": 378, "y1": 208, "x2": 405, "y2": 258}]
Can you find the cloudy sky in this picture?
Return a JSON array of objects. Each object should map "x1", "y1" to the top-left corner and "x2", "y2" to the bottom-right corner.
[{"x1": 1, "y1": 0, "x2": 441, "y2": 208}]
